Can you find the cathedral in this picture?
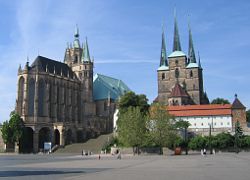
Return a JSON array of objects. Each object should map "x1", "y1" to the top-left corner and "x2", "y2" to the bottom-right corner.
[
  {"x1": 15, "y1": 27, "x2": 130, "y2": 153},
  {"x1": 156, "y1": 15, "x2": 209, "y2": 105}
]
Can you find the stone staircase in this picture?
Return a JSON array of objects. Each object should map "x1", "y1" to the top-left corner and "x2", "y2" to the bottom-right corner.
[{"x1": 55, "y1": 133, "x2": 113, "y2": 154}]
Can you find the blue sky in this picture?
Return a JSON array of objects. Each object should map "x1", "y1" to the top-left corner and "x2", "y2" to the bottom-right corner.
[{"x1": 1, "y1": 0, "x2": 250, "y2": 123}]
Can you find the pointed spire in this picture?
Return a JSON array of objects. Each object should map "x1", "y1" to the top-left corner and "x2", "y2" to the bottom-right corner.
[
  {"x1": 73, "y1": 24, "x2": 80, "y2": 48},
  {"x1": 188, "y1": 21, "x2": 196, "y2": 63},
  {"x1": 81, "y1": 37, "x2": 91, "y2": 62},
  {"x1": 198, "y1": 51, "x2": 202, "y2": 68},
  {"x1": 160, "y1": 25, "x2": 168, "y2": 66},
  {"x1": 173, "y1": 9, "x2": 182, "y2": 52}
]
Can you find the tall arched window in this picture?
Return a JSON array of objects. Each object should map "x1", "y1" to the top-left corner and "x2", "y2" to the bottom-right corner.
[
  {"x1": 18, "y1": 77, "x2": 25, "y2": 114},
  {"x1": 175, "y1": 68, "x2": 179, "y2": 78},
  {"x1": 28, "y1": 78, "x2": 35, "y2": 116},
  {"x1": 162, "y1": 73, "x2": 165, "y2": 80},
  {"x1": 38, "y1": 79, "x2": 46, "y2": 116},
  {"x1": 190, "y1": 70, "x2": 193, "y2": 78}
]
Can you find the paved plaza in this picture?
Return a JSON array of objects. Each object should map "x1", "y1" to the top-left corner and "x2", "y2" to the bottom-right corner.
[{"x1": 1, "y1": 153, "x2": 250, "y2": 180}]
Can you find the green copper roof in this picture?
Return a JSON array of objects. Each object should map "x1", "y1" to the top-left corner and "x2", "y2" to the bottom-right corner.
[
  {"x1": 81, "y1": 37, "x2": 91, "y2": 62},
  {"x1": 168, "y1": 51, "x2": 186, "y2": 58},
  {"x1": 93, "y1": 73, "x2": 130, "y2": 101},
  {"x1": 73, "y1": 25, "x2": 80, "y2": 48},
  {"x1": 157, "y1": 65, "x2": 169, "y2": 71},
  {"x1": 172, "y1": 12, "x2": 182, "y2": 52},
  {"x1": 188, "y1": 24, "x2": 196, "y2": 63},
  {"x1": 186, "y1": 62, "x2": 199, "y2": 68},
  {"x1": 160, "y1": 28, "x2": 168, "y2": 66}
]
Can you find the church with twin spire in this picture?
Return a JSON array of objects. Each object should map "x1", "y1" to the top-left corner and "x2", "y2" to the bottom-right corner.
[{"x1": 156, "y1": 14, "x2": 209, "y2": 106}]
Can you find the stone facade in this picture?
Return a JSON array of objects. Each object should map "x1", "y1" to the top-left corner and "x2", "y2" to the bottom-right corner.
[
  {"x1": 15, "y1": 29, "x2": 118, "y2": 153},
  {"x1": 156, "y1": 16, "x2": 209, "y2": 105}
]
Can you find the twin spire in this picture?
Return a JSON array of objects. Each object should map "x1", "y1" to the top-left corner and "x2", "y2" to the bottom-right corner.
[{"x1": 160, "y1": 11, "x2": 199, "y2": 67}]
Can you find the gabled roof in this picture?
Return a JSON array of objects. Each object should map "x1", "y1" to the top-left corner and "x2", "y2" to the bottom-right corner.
[
  {"x1": 170, "y1": 83, "x2": 189, "y2": 97},
  {"x1": 30, "y1": 56, "x2": 75, "y2": 78},
  {"x1": 232, "y1": 97, "x2": 245, "y2": 109},
  {"x1": 167, "y1": 104, "x2": 232, "y2": 117},
  {"x1": 93, "y1": 73, "x2": 130, "y2": 101}
]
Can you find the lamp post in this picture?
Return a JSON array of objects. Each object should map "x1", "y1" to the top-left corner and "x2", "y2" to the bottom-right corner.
[{"x1": 209, "y1": 123, "x2": 212, "y2": 154}]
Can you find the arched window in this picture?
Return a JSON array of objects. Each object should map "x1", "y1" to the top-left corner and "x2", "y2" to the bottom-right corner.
[
  {"x1": 162, "y1": 73, "x2": 165, "y2": 80},
  {"x1": 190, "y1": 70, "x2": 193, "y2": 78},
  {"x1": 28, "y1": 78, "x2": 35, "y2": 116},
  {"x1": 74, "y1": 55, "x2": 78, "y2": 63},
  {"x1": 38, "y1": 79, "x2": 46, "y2": 116},
  {"x1": 175, "y1": 68, "x2": 179, "y2": 78},
  {"x1": 18, "y1": 77, "x2": 25, "y2": 114}
]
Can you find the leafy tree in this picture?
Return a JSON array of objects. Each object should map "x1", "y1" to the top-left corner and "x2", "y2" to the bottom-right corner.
[
  {"x1": 234, "y1": 121, "x2": 243, "y2": 153},
  {"x1": 211, "y1": 132, "x2": 234, "y2": 149},
  {"x1": 188, "y1": 136, "x2": 208, "y2": 150},
  {"x1": 1, "y1": 121, "x2": 12, "y2": 144},
  {"x1": 119, "y1": 91, "x2": 149, "y2": 114},
  {"x1": 148, "y1": 103, "x2": 177, "y2": 154},
  {"x1": 1, "y1": 112, "x2": 24, "y2": 146},
  {"x1": 117, "y1": 107, "x2": 147, "y2": 154},
  {"x1": 211, "y1": 98, "x2": 230, "y2": 105},
  {"x1": 175, "y1": 120, "x2": 191, "y2": 155}
]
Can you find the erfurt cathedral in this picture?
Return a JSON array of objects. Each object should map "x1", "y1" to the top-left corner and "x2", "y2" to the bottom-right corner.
[
  {"x1": 155, "y1": 15, "x2": 209, "y2": 106},
  {"x1": 15, "y1": 27, "x2": 130, "y2": 153}
]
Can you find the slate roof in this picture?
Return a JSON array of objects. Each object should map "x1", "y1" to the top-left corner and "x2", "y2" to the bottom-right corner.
[
  {"x1": 232, "y1": 97, "x2": 245, "y2": 109},
  {"x1": 170, "y1": 83, "x2": 189, "y2": 97},
  {"x1": 30, "y1": 56, "x2": 75, "y2": 78},
  {"x1": 93, "y1": 74, "x2": 130, "y2": 101}
]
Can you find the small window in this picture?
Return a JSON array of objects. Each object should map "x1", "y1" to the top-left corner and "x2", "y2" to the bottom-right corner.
[
  {"x1": 175, "y1": 60, "x2": 178, "y2": 65},
  {"x1": 221, "y1": 122, "x2": 223, "y2": 126},
  {"x1": 201, "y1": 123, "x2": 203, "y2": 126},
  {"x1": 193, "y1": 84, "x2": 195, "y2": 90},
  {"x1": 227, "y1": 122, "x2": 230, "y2": 125},
  {"x1": 194, "y1": 123, "x2": 196, "y2": 126},
  {"x1": 162, "y1": 73, "x2": 165, "y2": 80},
  {"x1": 74, "y1": 56, "x2": 78, "y2": 63},
  {"x1": 214, "y1": 122, "x2": 216, "y2": 126},
  {"x1": 190, "y1": 70, "x2": 193, "y2": 78}
]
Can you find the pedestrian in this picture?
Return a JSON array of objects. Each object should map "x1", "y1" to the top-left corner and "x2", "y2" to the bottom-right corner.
[
  {"x1": 117, "y1": 151, "x2": 121, "y2": 160},
  {"x1": 201, "y1": 149, "x2": 203, "y2": 156},
  {"x1": 212, "y1": 149, "x2": 216, "y2": 155},
  {"x1": 82, "y1": 149, "x2": 84, "y2": 156},
  {"x1": 203, "y1": 148, "x2": 207, "y2": 155}
]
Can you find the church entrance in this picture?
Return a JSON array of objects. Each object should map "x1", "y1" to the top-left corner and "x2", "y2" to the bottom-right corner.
[
  {"x1": 38, "y1": 127, "x2": 51, "y2": 151},
  {"x1": 54, "y1": 129, "x2": 60, "y2": 145},
  {"x1": 19, "y1": 127, "x2": 33, "y2": 153}
]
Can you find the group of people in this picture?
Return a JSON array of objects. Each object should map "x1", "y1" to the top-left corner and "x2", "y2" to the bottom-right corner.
[{"x1": 201, "y1": 148, "x2": 216, "y2": 156}]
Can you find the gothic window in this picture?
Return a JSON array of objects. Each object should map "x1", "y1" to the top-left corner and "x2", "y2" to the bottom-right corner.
[
  {"x1": 74, "y1": 55, "x2": 78, "y2": 63},
  {"x1": 18, "y1": 77, "x2": 24, "y2": 114},
  {"x1": 162, "y1": 73, "x2": 165, "y2": 80},
  {"x1": 190, "y1": 70, "x2": 193, "y2": 78},
  {"x1": 28, "y1": 78, "x2": 35, "y2": 116},
  {"x1": 175, "y1": 60, "x2": 178, "y2": 65},
  {"x1": 193, "y1": 84, "x2": 195, "y2": 90},
  {"x1": 175, "y1": 68, "x2": 179, "y2": 78},
  {"x1": 38, "y1": 79, "x2": 46, "y2": 116}
]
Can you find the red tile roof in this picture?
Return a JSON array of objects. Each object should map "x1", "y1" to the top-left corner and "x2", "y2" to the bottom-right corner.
[
  {"x1": 170, "y1": 83, "x2": 189, "y2": 97},
  {"x1": 167, "y1": 104, "x2": 232, "y2": 117}
]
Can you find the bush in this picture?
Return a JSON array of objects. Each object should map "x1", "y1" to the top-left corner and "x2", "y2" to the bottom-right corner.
[{"x1": 188, "y1": 136, "x2": 208, "y2": 150}]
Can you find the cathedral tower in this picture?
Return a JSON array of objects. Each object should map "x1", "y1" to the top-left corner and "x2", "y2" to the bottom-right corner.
[{"x1": 157, "y1": 13, "x2": 209, "y2": 105}]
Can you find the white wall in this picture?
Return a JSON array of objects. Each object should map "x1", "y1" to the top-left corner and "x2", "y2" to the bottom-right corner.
[{"x1": 176, "y1": 115, "x2": 232, "y2": 130}]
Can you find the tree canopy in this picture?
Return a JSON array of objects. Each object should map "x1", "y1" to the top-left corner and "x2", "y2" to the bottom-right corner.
[
  {"x1": 211, "y1": 98, "x2": 230, "y2": 105},
  {"x1": 1, "y1": 112, "x2": 24, "y2": 144},
  {"x1": 118, "y1": 91, "x2": 149, "y2": 114},
  {"x1": 246, "y1": 109, "x2": 250, "y2": 123}
]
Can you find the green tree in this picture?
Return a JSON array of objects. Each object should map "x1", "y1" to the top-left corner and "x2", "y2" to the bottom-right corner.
[
  {"x1": 117, "y1": 107, "x2": 147, "y2": 154},
  {"x1": 1, "y1": 121, "x2": 13, "y2": 144},
  {"x1": 211, "y1": 98, "x2": 230, "y2": 104},
  {"x1": 175, "y1": 120, "x2": 191, "y2": 155},
  {"x1": 212, "y1": 132, "x2": 234, "y2": 149},
  {"x1": 148, "y1": 103, "x2": 177, "y2": 154},
  {"x1": 188, "y1": 136, "x2": 208, "y2": 150},
  {"x1": 119, "y1": 91, "x2": 149, "y2": 114},
  {"x1": 1, "y1": 112, "x2": 24, "y2": 146},
  {"x1": 234, "y1": 121, "x2": 243, "y2": 153}
]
